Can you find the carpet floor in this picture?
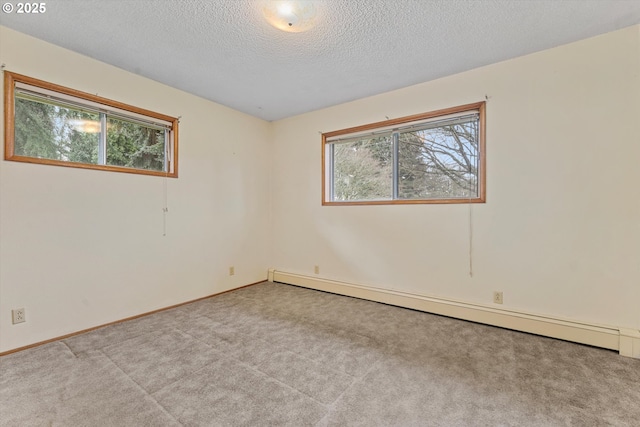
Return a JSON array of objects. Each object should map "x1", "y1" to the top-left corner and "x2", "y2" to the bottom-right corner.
[{"x1": 1, "y1": 281, "x2": 639, "y2": 426}]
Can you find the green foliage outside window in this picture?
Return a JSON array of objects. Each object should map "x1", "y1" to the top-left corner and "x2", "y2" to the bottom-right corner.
[
  {"x1": 14, "y1": 96, "x2": 165, "y2": 172},
  {"x1": 106, "y1": 117, "x2": 164, "y2": 171}
]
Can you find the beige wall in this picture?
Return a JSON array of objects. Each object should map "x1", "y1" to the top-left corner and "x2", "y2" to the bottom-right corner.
[
  {"x1": 270, "y1": 25, "x2": 640, "y2": 331},
  {"x1": 0, "y1": 27, "x2": 272, "y2": 352},
  {"x1": 2, "y1": 25, "x2": 639, "y2": 353}
]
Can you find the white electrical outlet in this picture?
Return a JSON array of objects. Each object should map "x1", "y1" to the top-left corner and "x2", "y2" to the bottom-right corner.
[
  {"x1": 229, "y1": 266, "x2": 235, "y2": 276},
  {"x1": 314, "y1": 265, "x2": 320, "y2": 274},
  {"x1": 493, "y1": 291, "x2": 504, "y2": 305},
  {"x1": 12, "y1": 308, "x2": 26, "y2": 324}
]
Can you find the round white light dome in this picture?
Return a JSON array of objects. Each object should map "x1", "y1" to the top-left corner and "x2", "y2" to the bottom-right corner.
[{"x1": 262, "y1": 1, "x2": 320, "y2": 33}]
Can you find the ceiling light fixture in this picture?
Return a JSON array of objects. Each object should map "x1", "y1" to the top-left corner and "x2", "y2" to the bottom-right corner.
[{"x1": 262, "y1": 1, "x2": 320, "y2": 33}]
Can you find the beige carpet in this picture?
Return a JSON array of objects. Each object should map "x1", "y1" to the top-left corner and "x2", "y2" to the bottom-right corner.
[{"x1": 1, "y1": 281, "x2": 639, "y2": 426}]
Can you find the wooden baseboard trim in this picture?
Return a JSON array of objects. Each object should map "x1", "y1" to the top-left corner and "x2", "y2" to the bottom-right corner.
[
  {"x1": 270, "y1": 269, "x2": 638, "y2": 358},
  {"x1": 0, "y1": 280, "x2": 264, "y2": 357}
]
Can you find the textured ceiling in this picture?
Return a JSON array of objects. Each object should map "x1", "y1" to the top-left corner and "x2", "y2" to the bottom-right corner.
[{"x1": 1, "y1": 0, "x2": 639, "y2": 121}]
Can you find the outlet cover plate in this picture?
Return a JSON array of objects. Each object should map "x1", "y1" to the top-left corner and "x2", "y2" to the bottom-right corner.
[
  {"x1": 493, "y1": 292, "x2": 503, "y2": 304},
  {"x1": 12, "y1": 308, "x2": 26, "y2": 324}
]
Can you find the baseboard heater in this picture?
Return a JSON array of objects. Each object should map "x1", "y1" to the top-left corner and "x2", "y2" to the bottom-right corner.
[{"x1": 268, "y1": 269, "x2": 640, "y2": 359}]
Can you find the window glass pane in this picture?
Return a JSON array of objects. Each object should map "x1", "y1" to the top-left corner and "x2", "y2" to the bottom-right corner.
[
  {"x1": 6, "y1": 72, "x2": 178, "y2": 177},
  {"x1": 14, "y1": 96, "x2": 100, "y2": 164},
  {"x1": 332, "y1": 136, "x2": 393, "y2": 201},
  {"x1": 398, "y1": 120, "x2": 478, "y2": 199},
  {"x1": 323, "y1": 103, "x2": 484, "y2": 205},
  {"x1": 106, "y1": 116, "x2": 165, "y2": 172}
]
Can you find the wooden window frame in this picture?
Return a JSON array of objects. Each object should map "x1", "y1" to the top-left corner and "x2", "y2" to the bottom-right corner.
[
  {"x1": 4, "y1": 71, "x2": 179, "y2": 178},
  {"x1": 322, "y1": 102, "x2": 486, "y2": 205}
]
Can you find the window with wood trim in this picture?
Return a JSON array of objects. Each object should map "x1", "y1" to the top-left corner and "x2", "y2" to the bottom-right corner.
[
  {"x1": 322, "y1": 102, "x2": 485, "y2": 205},
  {"x1": 4, "y1": 71, "x2": 178, "y2": 177}
]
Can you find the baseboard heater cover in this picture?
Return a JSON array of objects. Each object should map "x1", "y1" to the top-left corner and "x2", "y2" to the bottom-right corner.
[{"x1": 268, "y1": 269, "x2": 639, "y2": 359}]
